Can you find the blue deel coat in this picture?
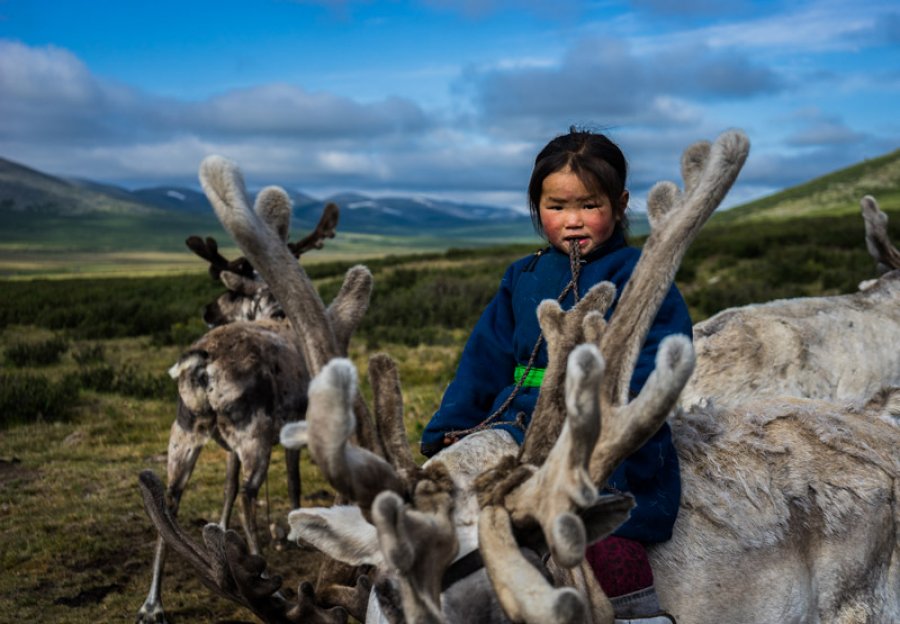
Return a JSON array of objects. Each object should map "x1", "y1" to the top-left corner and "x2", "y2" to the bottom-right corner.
[{"x1": 420, "y1": 227, "x2": 693, "y2": 543}]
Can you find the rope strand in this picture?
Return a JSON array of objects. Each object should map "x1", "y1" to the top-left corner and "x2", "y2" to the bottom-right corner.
[{"x1": 443, "y1": 243, "x2": 582, "y2": 443}]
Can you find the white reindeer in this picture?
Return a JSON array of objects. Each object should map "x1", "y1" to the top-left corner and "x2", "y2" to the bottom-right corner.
[
  {"x1": 139, "y1": 132, "x2": 900, "y2": 624},
  {"x1": 682, "y1": 195, "x2": 900, "y2": 407}
]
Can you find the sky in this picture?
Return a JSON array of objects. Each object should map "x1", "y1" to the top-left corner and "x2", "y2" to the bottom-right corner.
[{"x1": 1, "y1": 0, "x2": 898, "y2": 212}]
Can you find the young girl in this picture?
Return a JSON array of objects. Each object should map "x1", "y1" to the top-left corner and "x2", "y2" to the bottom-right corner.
[{"x1": 421, "y1": 128, "x2": 691, "y2": 622}]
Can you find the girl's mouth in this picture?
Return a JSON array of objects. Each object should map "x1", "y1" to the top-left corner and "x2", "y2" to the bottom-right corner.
[{"x1": 566, "y1": 236, "x2": 589, "y2": 248}]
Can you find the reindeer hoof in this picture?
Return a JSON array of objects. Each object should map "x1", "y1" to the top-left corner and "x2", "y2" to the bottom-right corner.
[
  {"x1": 270, "y1": 521, "x2": 287, "y2": 551},
  {"x1": 135, "y1": 601, "x2": 168, "y2": 624}
]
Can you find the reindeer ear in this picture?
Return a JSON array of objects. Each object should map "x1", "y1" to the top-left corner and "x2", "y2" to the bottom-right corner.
[
  {"x1": 220, "y1": 270, "x2": 259, "y2": 295},
  {"x1": 287, "y1": 506, "x2": 385, "y2": 568}
]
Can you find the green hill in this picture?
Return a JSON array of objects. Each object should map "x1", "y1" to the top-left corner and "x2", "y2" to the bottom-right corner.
[{"x1": 711, "y1": 148, "x2": 900, "y2": 224}]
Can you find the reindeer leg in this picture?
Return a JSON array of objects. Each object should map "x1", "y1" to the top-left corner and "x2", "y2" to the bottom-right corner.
[
  {"x1": 235, "y1": 433, "x2": 273, "y2": 556},
  {"x1": 286, "y1": 447, "x2": 301, "y2": 509},
  {"x1": 137, "y1": 419, "x2": 207, "y2": 624},
  {"x1": 220, "y1": 450, "x2": 240, "y2": 528}
]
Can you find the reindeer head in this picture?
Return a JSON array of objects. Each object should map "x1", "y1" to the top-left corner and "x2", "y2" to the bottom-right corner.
[{"x1": 187, "y1": 187, "x2": 340, "y2": 327}]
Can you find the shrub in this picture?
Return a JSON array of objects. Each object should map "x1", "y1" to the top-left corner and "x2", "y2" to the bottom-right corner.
[
  {"x1": 77, "y1": 364, "x2": 117, "y2": 393},
  {"x1": 72, "y1": 343, "x2": 106, "y2": 365},
  {"x1": 113, "y1": 365, "x2": 175, "y2": 400},
  {"x1": 0, "y1": 372, "x2": 80, "y2": 428},
  {"x1": 78, "y1": 363, "x2": 175, "y2": 400},
  {"x1": 4, "y1": 336, "x2": 69, "y2": 367}
]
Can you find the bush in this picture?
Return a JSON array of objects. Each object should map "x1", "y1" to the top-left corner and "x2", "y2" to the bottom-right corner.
[
  {"x1": 4, "y1": 336, "x2": 69, "y2": 367},
  {"x1": 72, "y1": 343, "x2": 106, "y2": 365},
  {"x1": 78, "y1": 363, "x2": 175, "y2": 400},
  {"x1": 113, "y1": 365, "x2": 175, "y2": 400},
  {"x1": 0, "y1": 372, "x2": 80, "y2": 428}
]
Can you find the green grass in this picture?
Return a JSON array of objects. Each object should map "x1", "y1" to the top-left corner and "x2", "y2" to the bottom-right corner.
[{"x1": 0, "y1": 330, "x2": 457, "y2": 622}]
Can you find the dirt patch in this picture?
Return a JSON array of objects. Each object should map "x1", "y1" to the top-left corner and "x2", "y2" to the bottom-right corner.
[
  {"x1": 0, "y1": 456, "x2": 38, "y2": 489},
  {"x1": 53, "y1": 583, "x2": 124, "y2": 607}
]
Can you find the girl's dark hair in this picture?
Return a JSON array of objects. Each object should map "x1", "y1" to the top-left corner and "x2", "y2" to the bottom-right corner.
[{"x1": 527, "y1": 126, "x2": 629, "y2": 237}]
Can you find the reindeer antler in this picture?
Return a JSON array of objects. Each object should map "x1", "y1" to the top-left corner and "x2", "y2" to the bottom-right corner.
[
  {"x1": 137, "y1": 470, "x2": 348, "y2": 624},
  {"x1": 186, "y1": 235, "x2": 256, "y2": 280},
  {"x1": 188, "y1": 190, "x2": 339, "y2": 284},
  {"x1": 861, "y1": 195, "x2": 900, "y2": 274},
  {"x1": 289, "y1": 202, "x2": 340, "y2": 257}
]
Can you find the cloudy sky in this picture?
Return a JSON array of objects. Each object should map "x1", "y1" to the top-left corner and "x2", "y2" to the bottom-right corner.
[{"x1": 1, "y1": 0, "x2": 898, "y2": 211}]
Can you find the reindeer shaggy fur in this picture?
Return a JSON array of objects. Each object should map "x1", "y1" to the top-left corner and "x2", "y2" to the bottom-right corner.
[
  {"x1": 682, "y1": 196, "x2": 900, "y2": 408},
  {"x1": 654, "y1": 391, "x2": 900, "y2": 623}
]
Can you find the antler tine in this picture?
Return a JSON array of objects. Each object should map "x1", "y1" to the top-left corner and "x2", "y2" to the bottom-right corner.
[
  {"x1": 138, "y1": 470, "x2": 223, "y2": 587},
  {"x1": 200, "y1": 155, "x2": 338, "y2": 373},
  {"x1": 600, "y1": 129, "x2": 749, "y2": 406},
  {"x1": 588, "y1": 335, "x2": 694, "y2": 485},
  {"x1": 186, "y1": 235, "x2": 255, "y2": 280},
  {"x1": 255, "y1": 185, "x2": 293, "y2": 243},
  {"x1": 479, "y1": 504, "x2": 588, "y2": 624},
  {"x1": 489, "y1": 345, "x2": 605, "y2": 569},
  {"x1": 861, "y1": 195, "x2": 900, "y2": 273},
  {"x1": 369, "y1": 353, "x2": 421, "y2": 482},
  {"x1": 304, "y1": 358, "x2": 405, "y2": 513},
  {"x1": 327, "y1": 266, "x2": 374, "y2": 355},
  {"x1": 372, "y1": 468, "x2": 458, "y2": 624},
  {"x1": 289, "y1": 202, "x2": 340, "y2": 257},
  {"x1": 520, "y1": 282, "x2": 616, "y2": 465}
]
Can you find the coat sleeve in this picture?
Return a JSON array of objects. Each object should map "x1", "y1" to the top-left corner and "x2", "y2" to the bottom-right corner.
[{"x1": 420, "y1": 263, "x2": 519, "y2": 457}]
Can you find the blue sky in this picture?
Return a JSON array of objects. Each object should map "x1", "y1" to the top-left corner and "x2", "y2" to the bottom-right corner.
[{"x1": 1, "y1": 0, "x2": 898, "y2": 212}]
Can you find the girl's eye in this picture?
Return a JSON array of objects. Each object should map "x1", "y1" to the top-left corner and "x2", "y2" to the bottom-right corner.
[
  {"x1": 583, "y1": 203, "x2": 599, "y2": 210},
  {"x1": 544, "y1": 204, "x2": 563, "y2": 211}
]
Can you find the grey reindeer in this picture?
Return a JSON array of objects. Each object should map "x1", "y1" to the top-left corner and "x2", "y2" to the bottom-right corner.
[
  {"x1": 136, "y1": 187, "x2": 371, "y2": 624},
  {"x1": 140, "y1": 135, "x2": 900, "y2": 624}
]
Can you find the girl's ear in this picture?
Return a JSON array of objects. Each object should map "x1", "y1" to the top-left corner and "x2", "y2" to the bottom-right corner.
[{"x1": 618, "y1": 189, "x2": 630, "y2": 220}]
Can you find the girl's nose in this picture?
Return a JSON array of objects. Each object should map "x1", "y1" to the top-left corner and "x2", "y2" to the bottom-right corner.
[{"x1": 564, "y1": 209, "x2": 583, "y2": 227}]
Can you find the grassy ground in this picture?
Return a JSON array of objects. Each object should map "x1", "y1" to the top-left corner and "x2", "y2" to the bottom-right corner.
[{"x1": 0, "y1": 325, "x2": 459, "y2": 623}]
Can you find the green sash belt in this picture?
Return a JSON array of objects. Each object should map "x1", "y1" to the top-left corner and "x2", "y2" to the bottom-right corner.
[{"x1": 514, "y1": 364, "x2": 546, "y2": 387}]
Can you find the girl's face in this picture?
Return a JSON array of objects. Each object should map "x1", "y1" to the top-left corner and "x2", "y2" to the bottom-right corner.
[{"x1": 539, "y1": 166, "x2": 626, "y2": 256}]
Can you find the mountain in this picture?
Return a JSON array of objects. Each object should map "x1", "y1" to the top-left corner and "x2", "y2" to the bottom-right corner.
[
  {"x1": 0, "y1": 156, "x2": 160, "y2": 215},
  {"x1": 132, "y1": 186, "x2": 213, "y2": 214},
  {"x1": 293, "y1": 193, "x2": 530, "y2": 235},
  {"x1": 0, "y1": 156, "x2": 538, "y2": 254}
]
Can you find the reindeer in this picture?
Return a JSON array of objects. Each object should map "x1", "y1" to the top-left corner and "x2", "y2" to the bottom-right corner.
[
  {"x1": 139, "y1": 132, "x2": 900, "y2": 623},
  {"x1": 136, "y1": 190, "x2": 369, "y2": 624},
  {"x1": 682, "y1": 195, "x2": 900, "y2": 407}
]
